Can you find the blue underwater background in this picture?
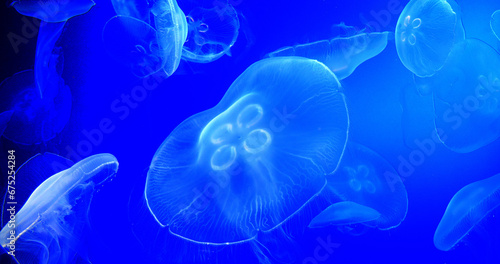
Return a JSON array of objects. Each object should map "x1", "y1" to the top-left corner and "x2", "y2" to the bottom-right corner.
[{"x1": 1, "y1": 0, "x2": 500, "y2": 263}]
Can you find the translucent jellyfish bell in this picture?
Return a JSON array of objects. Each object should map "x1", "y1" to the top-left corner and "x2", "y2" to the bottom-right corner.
[
  {"x1": 103, "y1": 15, "x2": 164, "y2": 78},
  {"x1": 308, "y1": 201, "x2": 381, "y2": 228},
  {"x1": 111, "y1": 0, "x2": 151, "y2": 24},
  {"x1": 150, "y1": 0, "x2": 188, "y2": 77},
  {"x1": 267, "y1": 29, "x2": 391, "y2": 80},
  {"x1": 10, "y1": 0, "x2": 95, "y2": 22},
  {"x1": 434, "y1": 173, "x2": 500, "y2": 251},
  {"x1": 425, "y1": 39, "x2": 500, "y2": 153},
  {"x1": 182, "y1": 4, "x2": 240, "y2": 63},
  {"x1": 326, "y1": 142, "x2": 408, "y2": 230},
  {"x1": 145, "y1": 57, "x2": 349, "y2": 244},
  {"x1": 0, "y1": 153, "x2": 119, "y2": 264},
  {"x1": 492, "y1": 10, "x2": 500, "y2": 41},
  {"x1": 395, "y1": 0, "x2": 465, "y2": 77}
]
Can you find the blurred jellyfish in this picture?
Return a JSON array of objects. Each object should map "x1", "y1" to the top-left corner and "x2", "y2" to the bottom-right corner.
[
  {"x1": 150, "y1": 0, "x2": 188, "y2": 77},
  {"x1": 308, "y1": 201, "x2": 381, "y2": 228},
  {"x1": 325, "y1": 141, "x2": 408, "y2": 230},
  {"x1": 267, "y1": 29, "x2": 391, "y2": 80},
  {"x1": 10, "y1": 0, "x2": 95, "y2": 22},
  {"x1": 182, "y1": 3, "x2": 240, "y2": 63},
  {"x1": 103, "y1": 15, "x2": 164, "y2": 78},
  {"x1": 0, "y1": 153, "x2": 118, "y2": 264},
  {"x1": 111, "y1": 0, "x2": 151, "y2": 24},
  {"x1": 434, "y1": 173, "x2": 500, "y2": 251},
  {"x1": 492, "y1": 10, "x2": 500, "y2": 41},
  {"x1": 395, "y1": 0, "x2": 465, "y2": 77},
  {"x1": 145, "y1": 57, "x2": 349, "y2": 244},
  {"x1": 424, "y1": 39, "x2": 500, "y2": 153}
]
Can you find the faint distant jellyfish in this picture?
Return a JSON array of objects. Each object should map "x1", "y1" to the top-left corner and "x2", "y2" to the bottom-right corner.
[
  {"x1": 427, "y1": 39, "x2": 500, "y2": 153},
  {"x1": 492, "y1": 10, "x2": 500, "y2": 41},
  {"x1": 325, "y1": 141, "x2": 408, "y2": 230},
  {"x1": 150, "y1": 0, "x2": 188, "y2": 77},
  {"x1": 182, "y1": 4, "x2": 240, "y2": 63},
  {"x1": 308, "y1": 201, "x2": 381, "y2": 228},
  {"x1": 111, "y1": 0, "x2": 151, "y2": 24},
  {"x1": 0, "y1": 69, "x2": 71, "y2": 145},
  {"x1": 395, "y1": 0, "x2": 465, "y2": 77},
  {"x1": 103, "y1": 15, "x2": 164, "y2": 78},
  {"x1": 145, "y1": 57, "x2": 349, "y2": 244},
  {"x1": 267, "y1": 30, "x2": 391, "y2": 80},
  {"x1": 0, "y1": 153, "x2": 119, "y2": 264},
  {"x1": 434, "y1": 173, "x2": 500, "y2": 251},
  {"x1": 10, "y1": 0, "x2": 95, "y2": 22}
]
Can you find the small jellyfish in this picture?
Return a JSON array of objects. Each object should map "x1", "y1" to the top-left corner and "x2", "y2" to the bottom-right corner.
[
  {"x1": 0, "y1": 153, "x2": 119, "y2": 264},
  {"x1": 267, "y1": 29, "x2": 391, "y2": 80},
  {"x1": 426, "y1": 39, "x2": 500, "y2": 153},
  {"x1": 492, "y1": 10, "x2": 500, "y2": 41},
  {"x1": 145, "y1": 57, "x2": 349, "y2": 244},
  {"x1": 111, "y1": 0, "x2": 151, "y2": 24},
  {"x1": 10, "y1": 0, "x2": 95, "y2": 22},
  {"x1": 103, "y1": 15, "x2": 164, "y2": 78},
  {"x1": 434, "y1": 173, "x2": 500, "y2": 251},
  {"x1": 325, "y1": 141, "x2": 408, "y2": 230},
  {"x1": 395, "y1": 0, "x2": 465, "y2": 77},
  {"x1": 182, "y1": 3, "x2": 240, "y2": 63},
  {"x1": 150, "y1": 0, "x2": 188, "y2": 77},
  {"x1": 308, "y1": 201, "x2": 381, "y2": 228}
]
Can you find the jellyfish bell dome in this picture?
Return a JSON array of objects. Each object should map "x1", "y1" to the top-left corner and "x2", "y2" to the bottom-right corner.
[{"x1": 145, "y1": 57, "x2": 349, "y2": 245}]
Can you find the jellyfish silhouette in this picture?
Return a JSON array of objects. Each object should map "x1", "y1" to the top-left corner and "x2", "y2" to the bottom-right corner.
[
  {"x1": 492, "y1": 10, "x2": 500, "y2": 41},
  {"x1": 434, "y1": 173, "x2": 500, "y2": 251},
  {"x1": 424, "y1": 39, "x2": 500, "y2": 153},
  {"x1": 145, "y1": 57, "x2": 349, "y2": 244},
  {"x1": 267, "y1": 29, "x2": 391, "y2": 80},
  {"x1": 103, "y1": 15, "x2": 164, "y2": 78},
  {"x1": 395, "y1": 0, "x2": 465, "y2": 77},
  {"x1": 0, "y1": 153, "x2": 119, "y2": 264},
  {"x1": 111, "y1": 0, "x2": 151, "y2": 24},
  {"x1": 150, "y1": 0, "x2": 188, "y2": 77},
  {"x1": 308, "y1": 201, "x2": 381, "y2": 228},
  {"x1": 325, "y1": 141, "x2": 408, "y2": 230},
  {"x1": 182, "y1": 3, "x2": 240, "y2": 63},
  {"x1": 10, "y1": 0, "x2": 95, "y2": 22}
]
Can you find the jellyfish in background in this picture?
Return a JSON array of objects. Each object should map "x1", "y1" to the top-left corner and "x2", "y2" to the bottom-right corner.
[
  {"x1": 492, "y1": 10, "x2": 500, "y2": 41},
  {"x1": 308, "y1": 201, "x2": 381, "y2": 228},
  {"x1": 0, "y1": 153, "x2": 119, "y2": 264},
  {"x1": 395, "y1": 0, "x2": 465, "y2": 78},
  {"x1": 423, "y1": 39, "x2": 500, "y2": 153},
  {"x1": 10, "y1": 0, "x2": 95, "y2": 22},
  {"x1": 267, "y1": 29, "x2": 391, "y2": 80},
  {"x1": 145, "y1": 57, "x2": 349, "y2": 244},
  {"x1": 150, "y1": 0, "x2": 188, "y2": 77},
  {"x1": 111, "y1": 0, "x2": 151, "y2": 24},
  {"x1": 103, "y1": 16, "x2": 164, "y2": 78},
  {"x1": 434, "y1": 173, "x2": 500, "y2": 251},
  {"x1": 325, "y1": 141, "x2": 408, "y2": 230},
  {"x1": 182, "y1": 4, "x2": 240, "y2": 63}
]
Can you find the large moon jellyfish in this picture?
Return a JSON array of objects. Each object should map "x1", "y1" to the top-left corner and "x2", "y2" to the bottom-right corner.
[
  {"x1": 395, "y1": 0, "x2": 465, "y2": 77},
  {"x1": 145, "y1": 57, "x2": 349, "y2": 244},
  {"x1": 0, "y1": 153, "x2": 119, "y2": 264},
  {"x1": 267, "y1": 30, "x2": 391, "y2": 80},
  {"x1": 434, "y1": 173, "x2": 500, "y2": 251},
  {"x1": 10, "y1": 0, "x2": 96, "y2": 22}
]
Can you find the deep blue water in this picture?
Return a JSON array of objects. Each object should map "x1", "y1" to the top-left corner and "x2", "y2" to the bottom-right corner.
[{"x1": 1, "y1": 0, "x2": 500, "y2": 263}]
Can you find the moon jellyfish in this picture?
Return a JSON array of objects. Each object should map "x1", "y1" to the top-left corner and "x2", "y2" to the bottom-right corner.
[
  {"x1": 326, "y1": 142, "x2": 408, "y2": 230},
  {"x1": 0, "y1": 70, "x2": 71, "y2": 145},
  {"x1": 0, "y1": 153, "x2": 119, "y2": 264},
  {"x1": 434, "y1": 173, "x2": 500, "y2": 251},
  {"x1": 492, "y1": 10, "x2": 500, "y2": 41},
  {"x1": 111, "y1": 0, "x2": 151, "y2": 24},
  {"x1": 145, "y1": 57, "x2": 349, "y2": 244},
  {"x1": 10, "y1": 0, "x2": 95, "y2": 22},
  {"x1": 182, "y1": 4, "x2": 240, "y2": 63},
  {"x1": 103, "y1": 15, "x2": 164, "y2": 78},
  {"x1": 151, "y1": 0, "x2": 188, "y2": 77},
  {"x1": 308, "y1": 201, "x2": 381, "y2": 229},
  {"x1": 426, "y1": 39, "x2": 500, "y2": 153},
  {"x1": 267, "y1": 30, "x2": 390, "y2": 80},
  {"x1": 395, "y1": 0, "x2": 465, "y2": 77}
]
